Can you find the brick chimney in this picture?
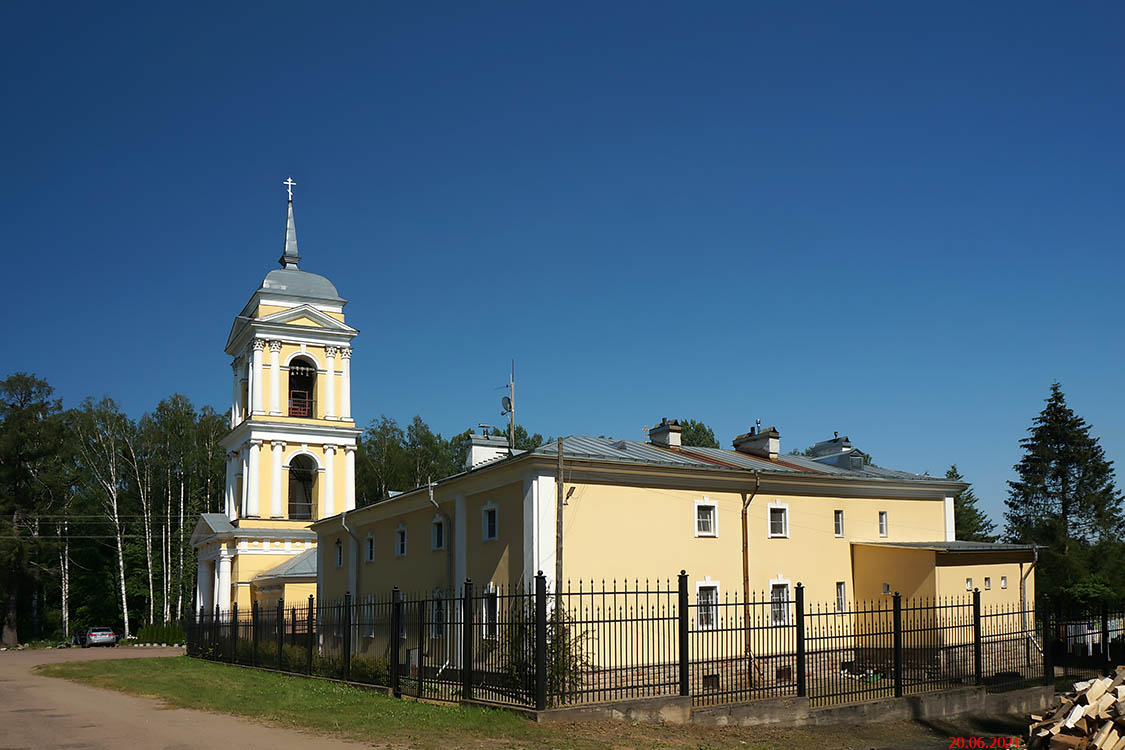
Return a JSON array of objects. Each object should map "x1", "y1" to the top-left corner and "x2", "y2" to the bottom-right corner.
[
  {"x1": 648, "y1": 418, "x2": 682, "y2": 447},
  {"x1": 732, "y1": 425, "x2": 780, "y2": 460}
]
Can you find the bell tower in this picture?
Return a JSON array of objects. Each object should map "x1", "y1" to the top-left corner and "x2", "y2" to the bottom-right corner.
[{"x1": 192, "y1": 180, "x2": 360, "y2": 613}]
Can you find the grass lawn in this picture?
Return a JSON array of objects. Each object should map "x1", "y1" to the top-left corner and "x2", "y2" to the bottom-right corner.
[{"x1": 37, "y1": 656, "x2": 1028, "y2": 750}]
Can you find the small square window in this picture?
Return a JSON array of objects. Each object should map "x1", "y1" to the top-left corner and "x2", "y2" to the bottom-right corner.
[
  {"x1": 834, "y1": 509, "x2": 844, "y2": 537},
  {"x1": 965, "y1": 577, "x2": 973, "y2": 591},
  {"x1": 984, "y1": 577, "x2": 991, "y2": 591},
  {"x1": 882, "y1": 583, "x2": 891, "y2": 595},
  {"x1": 431, "y1": 518, "x2": 445, "y2": 551},
  {"x1": 835, "y1": 581, "x2": 847, "y2": 612},
  {"x1": 697, "y1": 585, "x2": 719, "y2": 629},
  {"x1": 482, "y1": 506, "x2": 498, "y2": 541},
  {"x1": 878, "y1": 511, "x2": 888, "y2": 537},
  {"x1": 695, "y1": 502, "x2": 717, "y2": 537},
  {"x1": 365, "y1": 535, "x2": 374, "y2": 562},
  {"x1": 770, "y1": 583, "x2": 790, "y2": 625},
  {"x1": 1000, "y1": 576, "x2": 1008, "y2": 590},
  {"x1": 768, "y1": 505, "x2": 788, "y2": 538},
  {"x1": 395, "y1": 526, "x2": 407, "y2": 557}
]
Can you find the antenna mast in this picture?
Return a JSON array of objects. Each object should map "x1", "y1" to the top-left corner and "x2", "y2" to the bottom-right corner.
[{"x1": 508, "y1": 360, "x2": 515, "y2": 451}]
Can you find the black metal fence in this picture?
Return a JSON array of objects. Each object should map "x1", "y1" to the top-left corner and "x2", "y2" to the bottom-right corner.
[
  {"x1": 1048, "y1": 600, "x2": 1125, "y2": 682},
  {"x1": 187, "y1": 573, "x2": 1062, "y2": 711}
]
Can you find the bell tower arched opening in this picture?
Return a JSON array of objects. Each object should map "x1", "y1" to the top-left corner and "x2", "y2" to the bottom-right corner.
[
  {"x1": 288, "y1": 357, "x2": 317, "y2": 417},
  {"x1": 288, "y1": 454, "x2": 318, "y2": 520}
]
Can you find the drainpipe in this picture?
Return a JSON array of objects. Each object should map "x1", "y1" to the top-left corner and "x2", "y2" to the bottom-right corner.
[
  {"x1": 340, "y1": 507, "x2": 360, "y2": 659},
  {"x1": 428, "y1": 481, "x2": 453, "y2": 677},
  {"x1": 741, "y1": 472, "x2": 762, "y2": 674}
]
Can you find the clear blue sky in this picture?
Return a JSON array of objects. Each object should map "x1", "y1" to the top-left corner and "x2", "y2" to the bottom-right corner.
[{"x1": 4, "y1": 2, "x2": 1122, "y2": 529}]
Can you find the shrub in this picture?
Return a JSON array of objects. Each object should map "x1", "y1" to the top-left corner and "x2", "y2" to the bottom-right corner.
[{"x1": 137, "y1": 622, "x2": 186, "y2": 644}]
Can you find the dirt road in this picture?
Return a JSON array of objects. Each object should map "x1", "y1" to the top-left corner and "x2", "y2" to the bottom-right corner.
[{"x1": 0, "y1": 647, "x2": 369, "y2": 749}]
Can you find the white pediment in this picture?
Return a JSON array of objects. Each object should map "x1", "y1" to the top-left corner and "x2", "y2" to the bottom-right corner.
[{"x1": 258, "y1": 304, "x2": 358, "y2": 333}]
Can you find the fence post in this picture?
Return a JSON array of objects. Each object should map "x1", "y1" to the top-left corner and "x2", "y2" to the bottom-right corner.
[
  {"x1": 1102, "y1": 600, "x2": 1111, "y2": 667},
  {"x1": 535, "y1": 571, "x2": 547, "y2": 711},
  {"x1": 678, "y1": 570, "x2": 689, "y2": 697},
  {"x1": 795, "y1": 582, "x2": 807, "y2": 698},
  {"x1": 417, "y1": 595, "x2": 427, "y2": 698},
  {"x1": 1040, "y1": 595, "x2": 1053, "y2": 687},
  {"x1": 231, "y1": 602, "x2": 239, "y2": 663},
  {"x1": 251, "y1": 601, "x2": 259, "y2": 668},
  {"x1": 462, "y1": 579, "x2": 473, "y2": 702},
  {"x1": 199, "y1": 606, "x2": 206, "y2": 657},
  {"x1": 215, "y1": 604, "x2": 223, "y2": 661},
  {"x1": 972, "y1": 588, "x2": 983, "y2": 686},
  {"x1": 276, "y1": 599, "x2": 284, "y2": 670},
  {"x1": 391, "y1": 587, "x2": 402, "y2": 697},
  {"x1": 306, "y1": 595, "x2": 314, "y2": 675},
  {"x1": 344, "y1": 591, "x2": 353, "y2": 682},
  {"x1": 892, "y1": 592, "x2": 903, "y2": 698}
]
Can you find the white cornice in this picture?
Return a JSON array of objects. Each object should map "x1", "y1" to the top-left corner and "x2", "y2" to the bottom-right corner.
[{"x1": 221, "y1": 419, "x2": 361, "y2": 450}]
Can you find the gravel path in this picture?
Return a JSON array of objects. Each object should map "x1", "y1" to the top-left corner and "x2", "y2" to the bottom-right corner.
[{"x1": 0, "y1": 647, "x2": 370, "y2": 749}]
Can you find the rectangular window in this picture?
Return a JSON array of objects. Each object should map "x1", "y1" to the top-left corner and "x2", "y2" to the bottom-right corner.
[
  {"x1": 1000, "y1": 576, "x2": 1008, "y2": 590},
  {"x1": 836, "y1": 581, "x2": 847, "y2": 612},
  {"x1": 482, "y1": 506, "x2": 498, "y2": 541},
  {"x1": 834, "y1": 509, "x2": 844, "y2": 537},
  {"x1": 365, "y1": 536, "x2": 374, "y2": 562},
  {"x1": 431, "y1": 519, "x2": 445, "y2": 551},
  {"x1": 878, "y1": 511, "x2": 888, "y2": 537},
  {"x1": 882, "y1": 583, "x2": 891, "y2": 595},
  {"x1": 697, "y1": 585, "x2": 718, "y2": 629},
  {"x1": 984, "y1": 577, "x2": 991, "y2": 591},
  {"x1": 965, "y1": 577, "x2": 973, "y2": 591},
  {"x1": 334, "y1": 540, "x2": 343, "y2": 568},
  {"x1": 695, "y1": 502, "x2": 717, "y2": 537},
  {"x1": 431, "y1": 594, "x2": 445, "y2": 638},
  {"x1": 395, "y1": 526, "x2": 407, "y2": 557},
  {"x1": 770, "y1": 584, "x2": 789, "y2": 625},
  {"x1": 483, "y1": 586, "x2": 499, "y2": 639},
  {"x1": 768, "y1": 505, "x2": 788, "y2": 538}
]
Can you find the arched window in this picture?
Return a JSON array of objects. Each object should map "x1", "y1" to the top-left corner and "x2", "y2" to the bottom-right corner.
[
  {"x1": 288, "y1": 357, "x2": 317, "y2": 417},
  {"x1": 288, "y1": 455, "x2": 317, "y2": 520}
]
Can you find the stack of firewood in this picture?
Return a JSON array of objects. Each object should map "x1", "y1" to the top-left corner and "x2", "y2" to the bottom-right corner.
[{"x1": 1030, "y1": 667, "x2": 1125, "y2": 749}]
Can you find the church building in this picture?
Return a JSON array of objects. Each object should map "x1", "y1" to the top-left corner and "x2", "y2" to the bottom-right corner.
[{"x1": 190, "y1": 182, "x2": 359, "y2": 614}]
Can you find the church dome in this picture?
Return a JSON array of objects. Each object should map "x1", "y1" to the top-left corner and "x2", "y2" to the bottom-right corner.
[{"x1": 260, "y1": 267, "x2": 342, "y2": 302}]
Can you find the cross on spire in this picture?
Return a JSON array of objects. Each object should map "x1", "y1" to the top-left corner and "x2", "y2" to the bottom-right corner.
[{"x1": 283, "y1": 177, "x2": 296, "y2": 201}]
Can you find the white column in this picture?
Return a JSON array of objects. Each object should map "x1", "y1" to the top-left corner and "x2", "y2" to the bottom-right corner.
[
  {"x1": 944, "y1": 495, "x2": 956, "y2": 542},
  {"x1": 196, "y1": 559, "x2": 213, "y2": 613},
  {"x1": 323, "y1": 444, "x2": 336, "y2": 517},
  {"x1": 269, "y1": 341, "x2": 282, "y2": 415},
  {"x1": 340, "y1": 347, "x2": 352, "y2": 420},
  {"x1": 271, "y1": 441, "x2": 285, "y2": 518},
  {"x1": 251, "y1": 340, "x2": 265, "y2": 414},
  {"x1": 217, "y1": 553, "x2": 232, "y2": 613},
  {"x1": 344, "y1": 445, "x2": 356, "y2": 511},
  {"x1": 212, "y1": 561, "x2": 220, "y2": 613},
  {"x1": 247, "y1": 440, "x2": 261, "y2": 517},
  {"x1": 230, "y1": 359, "x2": 240, "y2": 428},
  {"x1": 324, "y1": 346, "x2": 337, "y2": 419},
  {"x1": 224, "y1": 453, "x2": 235, "y2": 519},
  {"x1": 240, "y1": 447, "x2": 249, "y2": 517}
]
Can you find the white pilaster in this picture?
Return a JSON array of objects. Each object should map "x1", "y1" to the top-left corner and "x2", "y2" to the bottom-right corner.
[
  {"x1": 251, "y1": 340, "x2": 265, "y2": 414},
  {"x1": 944, "y1": 495, "x2": 956, "y2": 542},
  {"x1": 224, "y1": 453, "x2": 235, "y2": 519},
  {"x1": 217, "y1": 553, "x2": 232, "y2": 613},
  {"x1": 230, "y1": 359, "x2": 240, "y2": 428},
  {"x1": 344, "y1": 445, "x2": 356, "y2": 511},
  {"x1": 247, "y1": 440, "x2": 261, "y2": 517},
  {"x1": 196, "y1": 559, "x2": 213, "y2": 613},
  {"x1": 323, "y1": 444, "x2": 337, "y2": 517},
  {"x1": 269, "y1": 340, "x2": 282, "y2": 415},
  {"x1": 324, "y1": 346, "x2": 337, "y2": 419},
  {"x1": 340, "y1": 347, "x2": 352, "y2": 420},
  {"x1": 271, "y1": 441, "x2": 285, "y2": 517},
  {"x1": 522, "y1": 472, "x2": 558, "y2": 590},
  {"x1": 212, "y1": 561, "x2": 221, "y2": 612}
]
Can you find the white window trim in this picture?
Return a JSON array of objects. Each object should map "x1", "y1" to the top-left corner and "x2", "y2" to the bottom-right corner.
[
  {"x1": 694, "y1": 498, "x2": 718, "y2": 538},
  {"x1": 695, "y1": 578, "x2": 720, "y2": 630},
  {"x1": 431, "y1": 514, "x2": 445, "y2": 551},
  {"x1": 834, "y1": 509, "x2": 844, "y2": 538},
  {"x1": 984, "y1": 577, "x2": 991, "y2": 591},
  {"x1": 878, "y1": 510, "x2": 889, "y2": 538},
  {"x1": 965, "y1": 577, "x2": 973, "y2": 591},
  {"x1": 767, "y1": 502, "x2": 789, "y2": 539},
  {"x1": 882, "y1": 582, "x2": 892, "y2": 595},
  {"x1": 395, "y1": 523, "x2": 407, "y2": 558},
  {"x1": 835, "y1": 581, "x2": 847, "y2": 613},
  {"x1": 364, "y1": 533, "x2": 375, "y2": 563},
  {"x1": 430, "y1": 590, "x2": 445, "y2": 638},
  {"x1": 768, "y1": 575, "x2": 792, "y2": 626},
  {"x1": 1000, "y1": 576, "x2": 1008, "y2": 590},
  {"x1": 481, "y1": 501, "x2": 498, "y2": 542}
]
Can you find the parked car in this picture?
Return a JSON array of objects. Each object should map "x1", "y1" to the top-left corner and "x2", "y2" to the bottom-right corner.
[{"x1": 82, "y1": 627, "x2": 118, "y2": 647}]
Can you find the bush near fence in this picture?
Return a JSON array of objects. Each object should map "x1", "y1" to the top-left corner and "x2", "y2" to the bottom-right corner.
[
  {"x1": 186, "y1": 573, "x2": 1094, "y2": 713},
  {"x1": 137, "y1": 622, "x2": 186, "y2": 644}
]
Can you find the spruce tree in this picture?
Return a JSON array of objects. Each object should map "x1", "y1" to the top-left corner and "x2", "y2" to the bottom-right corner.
[
  {"x1": 1004, "y1": 383, "x2": 1123, "y2": 602},
  {"x1": 945, "y1": 465, "x2": 997, "y2": 542},
  {"x1": 679, "y1": 419, "x2": 719, "y2": 449}
]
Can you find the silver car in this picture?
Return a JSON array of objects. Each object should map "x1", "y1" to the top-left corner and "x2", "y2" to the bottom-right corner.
[{"x1": 83, "y1": 627, "x2": 117, "y2": 647}]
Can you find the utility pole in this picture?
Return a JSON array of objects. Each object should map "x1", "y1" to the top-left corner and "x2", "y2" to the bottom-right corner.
[{"x1": 556, "y1": 437, "x2": 564, "y2": 590}]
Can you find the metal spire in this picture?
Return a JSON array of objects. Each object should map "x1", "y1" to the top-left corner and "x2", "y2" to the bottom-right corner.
[{"x1": 279, "y1": 177, "x2": 300, "y2": 269}]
